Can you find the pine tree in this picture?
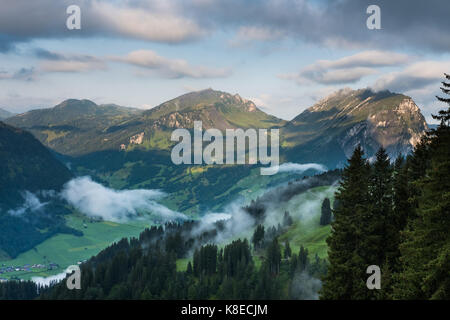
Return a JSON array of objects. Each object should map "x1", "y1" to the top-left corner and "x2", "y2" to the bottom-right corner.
[
  {"x1": 252, "y1": 224, "x2": 265, "y2": 250},
  {"x1": 362, "y1": 148, "x2": 393, "y2": 268},
  {"x1": 266, "y1": 238, "x2": 281, "y2": 275},
  {"x1": 320, "y1": 145, "x2": 371, "y2": 299},
  {"x1": 320, "y1": 198, "x2": 332, "y2": 225},
  {"x1": 394, "y1": 74, "x2": 450, "y2": 299},
  {"x1": 284, "y1": 241, "x2": 292, "y2": 259},
  {"x1": 298, "y1": 245, "x2": 309, "y2": 272}
]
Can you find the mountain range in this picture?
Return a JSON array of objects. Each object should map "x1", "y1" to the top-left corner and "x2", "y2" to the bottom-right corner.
[
  {"x1": 0, "y1": 87, "x2": 431, "y2": 260},
  {"x1": 5, "y1": 88, "x2": 427, "y2": 165}
]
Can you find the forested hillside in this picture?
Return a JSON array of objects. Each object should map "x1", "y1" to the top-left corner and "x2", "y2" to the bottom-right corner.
[{"x1": 322, "y1": 74, "x2": 450, "y2": 300}]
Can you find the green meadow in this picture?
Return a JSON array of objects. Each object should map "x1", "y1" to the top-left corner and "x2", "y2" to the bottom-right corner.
[{"x1": 0, "y1": 214, "x2": 150, "y2": 280}]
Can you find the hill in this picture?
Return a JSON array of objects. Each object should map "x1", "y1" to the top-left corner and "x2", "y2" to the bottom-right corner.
[
  {"x1": 0, "y1": 122, "x2": 79, "y2": 258},
  {"x1": 0, "y1": 122, "x2": 73, "y2": 207},
  {"x1": 5, "y1": 99, "x2": 143, "y2": 156},
  {"x1": 0, "y1": 108, "x2": 14, "y2": 120}
]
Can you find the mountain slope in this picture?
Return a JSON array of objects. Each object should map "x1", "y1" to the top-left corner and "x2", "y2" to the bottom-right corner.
[
  {"x1": 0, "y1": 122, "x2": 79, "y2": 258},
  {"x1": 0, "y1": 108, "x2": 14, "y2": 120},
  {"x1": 283, "y1": 88, "x2": 428, "y2": 167},
  {"x1": 0, "y1": 121, "x2": 73, "y2": 206},
  {"x1": 5, "y1": 99, "x2": 143, "y2": 156},
  {"x1": 6, "y1": 90, "x2": 285, "y2": 156}
]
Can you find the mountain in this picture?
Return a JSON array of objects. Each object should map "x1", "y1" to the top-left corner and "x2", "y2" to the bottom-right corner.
[
  {"x1": 143, "y1": 88, "x2": 282, "y2": 129},
  {"x1": 0, "y1": 122, "x2": 79, "y2": 258},
  {"x1": 0, "y1": 121, "x2": 73, "y2": 206},
  {"x1": 6, "y1": 90, "x2": 284, "y2": 156},
  {"x1": 5, "y1": 99, "x2": 143, "y2": 156},
  {"x1": 282, "y1": 88, "x2": 428, "y2": 167},
  {"x1": 0, "y1": 108, "x2": 14, "y2": 120}
]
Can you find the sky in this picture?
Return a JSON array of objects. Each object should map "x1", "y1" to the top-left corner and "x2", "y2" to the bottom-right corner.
[{"x1": 0, "y1": 0, "x2": 449, "y2": 123}]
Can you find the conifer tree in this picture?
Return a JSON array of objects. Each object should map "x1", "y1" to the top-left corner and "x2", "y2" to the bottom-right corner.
[
  {"x1": 394, "y1": 74, "x2": 450, "y2": 299},
  {"x1": 321, "y1": 145, "x2": 370, "y2": 299},
  {"x1": 320, "y1": 198, "x2": 332, "y2": 225},
  {"x1": 284, "y1": 241, "x2": 292, "y2": 259}
]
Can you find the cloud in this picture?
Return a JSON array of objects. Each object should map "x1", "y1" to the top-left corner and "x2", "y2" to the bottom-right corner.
[
  {"x1": 372, "y1": 60, "x2": 450, "y2": 93},
  {"x1": 1, "y1": 1, "x2": 450, "y2": 52},
  {"x1": 0, "y1": 67, "x2": 36, "y2": 81},
  {"x1": 290, "y1": 271, "x2": 322, "y2": 300},
  {"x1": 32, "y1": 267, "x2": 71, "y2": 287},
  {"x1": 34, "y1": 49, "x2": 106, "y2": 73},
  {"x1": 0, "y1": 0, "x2": 205, "y2": 52},
  {"x1": 112, "y1": 49, "x2": 231, "y2": 79},
  {"x1": 40, "y1": 60, "x2": 105, "y2": 73},
  {"x1": 7, "y1": 191, "x2": 47, "y2": 216},
  {"x1": 275, "y1": 163, "x2": 328, "y2": 174},
  {"x1": 91, "y1": 1, "x2": 205, "y2": 43},
  {"x1": 185, "y1": 0, "x2": 450, "y2": 53},
  {"x1": 281, "y1": 51, "x2": 410, "y2": 85},
  {"x1": 307, "y1": 51, "x2": 410, "y2": 70},
  {"x1": 61, "y1": 176, "x2": 186, "y2": 222},
  {"x1": 229, "y1": 26, "x2": 285, "y2": 47}
]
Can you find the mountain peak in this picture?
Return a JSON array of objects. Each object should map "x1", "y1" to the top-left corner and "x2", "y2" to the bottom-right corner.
[
  {"x1": 285, "y1": 87, "x2": 428, "y2": 167},
  {"x1": 145, "y1": 89, "x2": 259, "y2": 120},
  {"x1": 54, "y1": 99, "x2": 97, "y2": 110}
]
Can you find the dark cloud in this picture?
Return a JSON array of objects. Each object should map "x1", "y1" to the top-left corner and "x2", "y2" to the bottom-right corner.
[
  {"x1": 183, "y1": 0, "x2": 450, "y2": 53},
  {"x1": 0, "y1": 1, "x2": 449, "y2": 53},
  {"x1": 0, "y1": 67, "x2": 35, "y2": 81},
  {"x1": 0, "y1": 0, "x2": 204, "y2": 51}
]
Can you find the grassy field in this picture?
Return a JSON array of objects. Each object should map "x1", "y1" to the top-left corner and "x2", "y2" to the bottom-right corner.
[
  {"x1": 0, "y1": 214, "x2": 150, "y2": 280},
  {"x1": 278, "y1": 186, "x2": 335, "y2": 259}
]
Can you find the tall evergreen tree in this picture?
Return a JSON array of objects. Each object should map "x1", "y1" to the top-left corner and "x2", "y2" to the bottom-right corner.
[
  {"x1": 321, "y1": 145, "x2": 371, "y2": 299},
  {"x1": 320, "y1": 198, "x2": 332, "y2": 225},
  {"x1": 252, "y1": 224, "x2": 265, "y2": 250},
  {"x1": 284, "y1": 240, "x2": 292, "y2": 259},
  {"x1": 394, "y1": 74, "x2": 450, "y2": 299}
]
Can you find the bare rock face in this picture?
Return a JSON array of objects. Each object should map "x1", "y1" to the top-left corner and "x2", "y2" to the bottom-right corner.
[{"x1": 284, "y1": 89, "x2": 429, "y2": 167}]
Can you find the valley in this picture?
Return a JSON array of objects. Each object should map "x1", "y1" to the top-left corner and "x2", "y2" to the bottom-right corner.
[{"x1": 0, "y1": 87, "x2": 429, "y2": 287}]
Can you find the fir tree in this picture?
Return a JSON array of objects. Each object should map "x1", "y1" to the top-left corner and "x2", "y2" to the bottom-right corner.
[
  {"x1": 394, "y1": 74, "x2": 450, "y2": 299},
  {"x1": 321, "y1": 145, "x2": 370, "y2": 299},
  {"x1": 320, "y1": 198, "x2": 332, "y2": 225},
  {"x1": 284, "y1": 240, "x2": 292, "y2": 259}
]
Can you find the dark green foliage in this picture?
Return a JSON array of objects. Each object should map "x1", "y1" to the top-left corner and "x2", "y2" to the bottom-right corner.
[
  {"x1": 284, "y1": 241, "x2": 292, "y2": 259},
  {"x1": 251, "y1": 224, "x2": 265, "y2": 249},
  {"x1": 0, "y1": 122, "x2": 80, "y2": 258},
  {"x1": 32, "y1": 218, "x2": 327, "y2": 300},
  {"x1": 266, "y1": 238, "x2": 282, "y2": 275},
  {"x1": 193, "y1": 244, "x2": 218, "y2": 276},
  {"x1": 0, "y1": 122, "x2": 72, "y2": 208},
  {"x1": 0, "y1": 281, "x2": 40, "y2": 300},
  {"x1": 298, "y1": 245, "x2": 309, "y2": 272},
  {"x1": 320, "y1": 198, "x2": 332, "y2": 225},
  {"x1": 393, "y1": 74, "x2": 450, "y2": 299},
  {"x1": 321, "y1": 145, "x2": 371, "y2": 299}
]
